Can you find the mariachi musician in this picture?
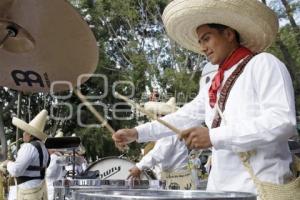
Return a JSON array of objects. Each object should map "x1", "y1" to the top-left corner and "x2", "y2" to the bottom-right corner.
[
  {"x1": 129, "y1": 97, "x2": 194, "y2": 189},
  {"x1": 2, "y1": 110, "x2": 50, "y2": 200},
  {"x1": 46, "y1": 129, "x2": 65, "y2": 200}
]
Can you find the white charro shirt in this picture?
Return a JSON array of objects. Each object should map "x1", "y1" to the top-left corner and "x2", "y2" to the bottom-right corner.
[
  {"x1": 136, "y1": 53, "x2": 297, "y2": 194},
  {"x1": 46, "y1": 153, "x2": 64, "y2": 200},
  {"x1": 7, "y1": 141, "x2": 49, "y2": 190},
  {"x1": 136, "y1": 135, "x2": 189, "y2": 175}
]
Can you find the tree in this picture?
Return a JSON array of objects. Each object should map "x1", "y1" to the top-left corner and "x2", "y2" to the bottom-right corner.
[
  {"x1": 280, "y1": 0, "x2": 300, "y2": 50},
  {"x1": 265, "y1": 0, "x2": 300, "y2": 117},
  {"x1": 65, "y1": 0, "x2": 204, "y2": 160}
]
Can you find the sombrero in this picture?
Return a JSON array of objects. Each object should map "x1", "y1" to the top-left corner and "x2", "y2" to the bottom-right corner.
[
  {"x1": 55, "y1": 129, "x2": 64, "y2": 137},
  {"x1": 12, "y1": 109, "x2": 48, "y2": 141},
  {"x1": 144, "y1": 97, "x2": 177, "y2": 115},
  {"x1": 162, "y1": 0, "x2": 278, "y2": 54}
]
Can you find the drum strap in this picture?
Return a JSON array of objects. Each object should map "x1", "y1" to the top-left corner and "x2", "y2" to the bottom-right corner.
[
  {"x1": 16, "y1": 141, "x2": 49, "y2": 185},
  {"x1": 211, "y1": 54, "x2": 255, "y2": 128}
]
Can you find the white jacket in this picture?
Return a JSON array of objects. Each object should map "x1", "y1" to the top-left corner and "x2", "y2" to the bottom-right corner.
[
  {"x1": 136, "y1": 53, "x2": 297, "y2": 194},
  {"x1": 7, "y1": 141, "x2": 49, "y2": 200},
  {"x1": 136, "y1": 135, "x2": 188, "y2": 176},
  {"x1": 46, "y1": 153, "x2": 64, "y2": 200}
]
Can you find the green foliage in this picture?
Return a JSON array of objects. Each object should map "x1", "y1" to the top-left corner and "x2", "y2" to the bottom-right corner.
[
  {"x1": 1, "y1": 0, "x2": 299, "y2": 162},
  {"x1": 267, "y1": 26, "x2": 300, "y2": 115}
]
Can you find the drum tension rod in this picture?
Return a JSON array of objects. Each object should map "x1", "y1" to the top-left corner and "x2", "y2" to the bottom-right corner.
[{"x1": 0, "y1": 26, "x2": 18, "y2": 46}]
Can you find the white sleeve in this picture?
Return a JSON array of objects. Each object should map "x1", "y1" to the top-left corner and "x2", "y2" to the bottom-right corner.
[
  {"x1": 7, "y1": 143, "x2": 37, "y2": 177},
  {"x1": 136, "y1": 89, "x2": 206, "y2": 142},
  {"x1": 136, "y1": 136, "x2": 175, "y2": 170},
  {"x1": 210, "y1": 53, "x2": 297, "y2": 151}
]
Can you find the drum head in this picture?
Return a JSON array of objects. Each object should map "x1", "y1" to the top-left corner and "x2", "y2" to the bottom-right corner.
[{"x1": 87, "y1": 157, "x2": 151, "y2": 180}]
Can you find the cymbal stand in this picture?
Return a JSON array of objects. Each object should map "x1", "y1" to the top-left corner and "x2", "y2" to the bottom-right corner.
[{"x1": 72, "y1": 149, "x2": 75, "y2": 179}]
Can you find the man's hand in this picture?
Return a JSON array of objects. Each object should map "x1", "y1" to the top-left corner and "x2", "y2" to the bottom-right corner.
[
  {"x1": 180, "y1": 127, "x2": 212, "y2": 149},
  {"x1": 127, "y1": 166, "x2": 142, "y2": 180},
  {"x1": 112, "y1": 128, "x2": 138, "y2": 150}
]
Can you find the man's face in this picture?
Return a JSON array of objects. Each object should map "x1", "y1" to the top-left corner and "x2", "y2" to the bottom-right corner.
[
  {"x1": 196, "y1": 25, "x2": 234, "y2": 65},
  {"x1": 23, "y1": 132, "x2": 31, "y2": 142}
]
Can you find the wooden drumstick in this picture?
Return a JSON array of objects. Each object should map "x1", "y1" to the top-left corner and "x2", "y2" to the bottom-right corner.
[
  {"x1": 114, "y1": 92, "x2": 182, "y2": 135},
  {"x1": 74, "y1": 88, "x2": 129, "y2": 151}
]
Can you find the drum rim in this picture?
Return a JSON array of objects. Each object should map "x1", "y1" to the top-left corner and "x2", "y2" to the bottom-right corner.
[{"x1": 75, "y1": 189, "x2": 257, "y2": 199}]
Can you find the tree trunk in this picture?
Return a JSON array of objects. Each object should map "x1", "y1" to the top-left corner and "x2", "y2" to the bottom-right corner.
[
  {"x1": 280, "y1": 0, "x2": 300, "y2": 50},
  {"x1": 0, "y1": 109, "x2": 7, "y2": 161},
  {"x1": 16, "y1": 92, "x2": 22, "y2": 150}
]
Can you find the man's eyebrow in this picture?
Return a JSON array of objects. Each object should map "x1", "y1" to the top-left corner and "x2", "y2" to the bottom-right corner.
[{"x1": 198, "y1": 32, "x2": 211, "y2": 43}]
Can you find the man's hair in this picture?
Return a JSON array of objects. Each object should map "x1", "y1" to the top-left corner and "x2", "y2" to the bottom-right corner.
[
  {"x1": 207, "y1": 23, "x2": 241, "y2": 43},
  {"x1": 30, "y1": 135, "x2": 39, "y2": 141}
]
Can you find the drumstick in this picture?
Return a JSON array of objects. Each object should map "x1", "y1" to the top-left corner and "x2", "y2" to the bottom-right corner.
[
  {"x1": 114, "y1": 92, "x2": 182, "y2": 135},
  {"x1": 74, "y1": 88, "x2": 129, "y2": 151}
]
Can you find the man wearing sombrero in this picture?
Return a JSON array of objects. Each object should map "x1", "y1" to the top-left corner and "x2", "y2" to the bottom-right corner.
[
  {"x1": 5, "y1": 110, "x2": 49, "y2": 200},
  {"x1": 113, "y1": 0, "x2": 298, "y2": 197}
]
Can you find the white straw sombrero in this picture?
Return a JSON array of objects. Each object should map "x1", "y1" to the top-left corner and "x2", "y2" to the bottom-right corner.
[
  {"x1": 162, "y1": 0, "x2": 279, "y2": 54},
  {"x1": 55, "y1": 129, "x2": 64, "y2": 137},
  {"x1": 144, "y1": 97, "x2": 177, "y2": 115},
  {"x1": 12, "y1": 109, "x2": 48, "y2": 141}
]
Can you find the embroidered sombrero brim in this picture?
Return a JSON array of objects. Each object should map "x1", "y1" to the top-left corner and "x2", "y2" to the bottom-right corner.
[{"x1": 162, "y1": 0, "x2": 279, "y2": 54}]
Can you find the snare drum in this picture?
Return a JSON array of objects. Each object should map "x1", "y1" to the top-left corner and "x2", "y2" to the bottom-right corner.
[{"x1": 87, "y1": 156, "x2": 153, "y2": 180}]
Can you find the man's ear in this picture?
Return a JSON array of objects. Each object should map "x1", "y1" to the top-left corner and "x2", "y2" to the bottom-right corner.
[{"x1": 224, "y1": 28, "x2": 236, "y2": 42}]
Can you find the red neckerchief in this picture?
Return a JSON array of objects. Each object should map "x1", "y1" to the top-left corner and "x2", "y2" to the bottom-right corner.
[{"x1": 208, "y1": 46, "x2": 253, "y2": 108}]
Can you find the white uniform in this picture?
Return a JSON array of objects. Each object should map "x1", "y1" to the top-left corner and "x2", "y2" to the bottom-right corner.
[
  {"x1": 136, "y1": 53, "x2": 297, "y2": 194},
  {"x1": 46, "y1": 153, "x2": 64, "y2": 200},
  {"x1": 7, "y1": 141, "x2": 49, "y2": 200},
  {"x1": 136, "y1": 135, "x2": 188, "y2": 179}
]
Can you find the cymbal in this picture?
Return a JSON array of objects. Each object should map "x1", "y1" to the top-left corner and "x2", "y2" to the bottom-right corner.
[{"x1": 0, "y1": 0, "x2": 99, "y2": 93}]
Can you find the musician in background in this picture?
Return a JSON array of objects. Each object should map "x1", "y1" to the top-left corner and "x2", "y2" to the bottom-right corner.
[
  {"x1": 129, "y1": 63, "x2": 217, "y2": 185},
  {"x1": 129, "y1": 135, "x2": 189, "y2": 180},
  {"x1": 149, "y1": 88, "x2": 159, "y2": 101},
  {"x1": 65, "y1": 144, "x2": 87, "y2": 177},
  {"x1": 129, "y1": 97, "x2": 192, "y2": 189},
  {"x1": 46, "y1": 130, "x2": 65, "y2": 200},
  {"x1": 75, "y1": 145, "x2": 88, "y2": 175},
  {"x1": 46, "y1": 149, "x2": 63, "y2": 200},
  {"x1": 189, "y1": 152, "x2": 202, "y2": 189},
  {"x1": 4, "y1": 110, "x2": 50, "y2": 200}
]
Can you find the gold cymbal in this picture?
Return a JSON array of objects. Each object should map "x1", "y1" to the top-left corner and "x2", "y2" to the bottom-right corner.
[{"x1": 0, "y1": 0, "x2": 99, "y2": 93}]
